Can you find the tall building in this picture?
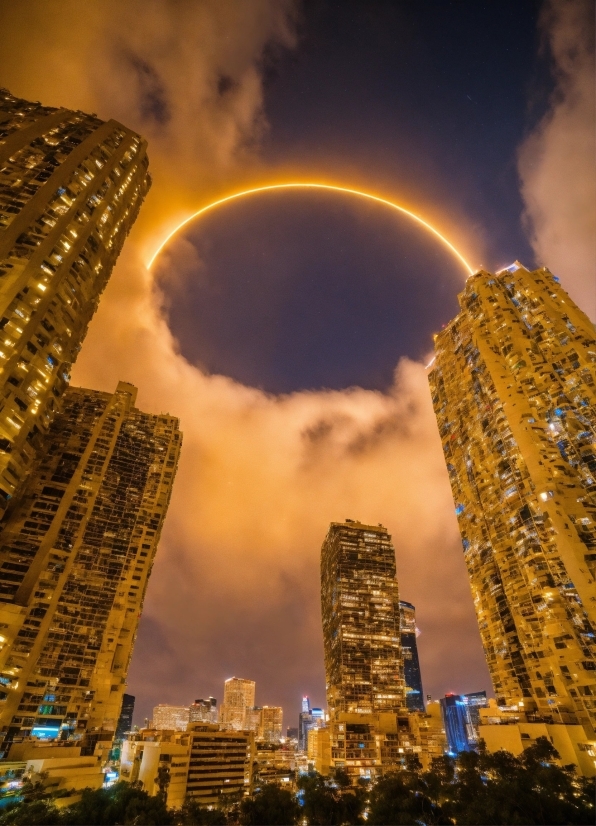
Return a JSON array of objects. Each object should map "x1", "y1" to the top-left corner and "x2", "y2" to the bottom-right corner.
[
  {"x1": 189, "y1": 697, "x2": 217, "y2": 725},
  {"x1": 321, "y1": 520, "x2": 405, "y2": 716},
  {"x1": 260, "y1": 706, "x2": 283, "y2": 742},
  {"x1": 298, "y1": 699, "x2": 325, "y2": 752},
  {"x1": 219, "y1": 677, "x2": 255, "y2": 731},
  {"x1": 429, "y1": 264, "x2": 596, "y2": 761},
  {"x1": 115, "y1": 693, "x2": 135, "y2": 742},
  {"x1": 439, "y1": 692, "x2": 487, "y2": 754},
  {"x1": 0, "y1": 88, "x2": 150, "y2": 512},
  {"x1": 399, "y1": 601, "x2": 425, "y2": 712},
  {"x1": 0, "y1": 381, "x2": 181, "y2": 755}
]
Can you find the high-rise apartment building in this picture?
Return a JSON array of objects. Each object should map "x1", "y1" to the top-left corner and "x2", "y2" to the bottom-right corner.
[
  {"x1": 321, "y1": 520, "x2": 405, "y2": 716},
  {"x1": 399, "y1": 601, "x2": 425, "y2": 712},
  {"x1": 189, "y1": 697, "x2": 217, "y2": 725},
  {"x1": 0, "y1": 89, "x2": 150, "y2": 512},
  {"x1": 0, "y1": 381, "x2": 181, "y2": 756},
  {"x1": 429, "y1": 264, "x2": 596, "y2": 753},
  {"x1": 219, "y1": 677, "x2": 255, "y2": 731},
  {"x1": 115, "y1": 693, "x2": 135, "y2": 742}
]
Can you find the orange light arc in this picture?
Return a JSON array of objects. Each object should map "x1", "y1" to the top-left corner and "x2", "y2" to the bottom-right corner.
[{"x1": 146, "y1": 182, "x2": 474, "y2": 275}]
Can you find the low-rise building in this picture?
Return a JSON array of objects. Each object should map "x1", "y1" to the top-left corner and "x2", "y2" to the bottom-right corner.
[{"x1": 478, "y1": 700, "x2": 596, "y2": 777}]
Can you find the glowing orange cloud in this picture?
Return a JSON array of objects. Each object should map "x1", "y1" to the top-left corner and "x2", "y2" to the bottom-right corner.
[{"x1": 146, "y1": 182, "x2": 475, "y2": 274}]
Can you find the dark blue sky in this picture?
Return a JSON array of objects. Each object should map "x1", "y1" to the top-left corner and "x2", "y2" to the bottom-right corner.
[{"x1": 161, "y1": 0, "x2": 547, "y2": 393}]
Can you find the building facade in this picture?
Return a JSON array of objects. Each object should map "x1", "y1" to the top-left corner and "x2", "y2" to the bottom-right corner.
[
  {"x1": 429, "y1": 264, "x2": 596, "y2": 768},
  {"x1": 0, "y1": 89, "x2": 150, "y2": 512},
  {"x1": 219, "y1": 677, "x2": 255, "y2": 731},
  {"x1": 321, "y1": 520, "x2": 405, "y2": 716},
  {"x1": 152, "y1": 705, "x2": 190, "y2": 732},
  {"x1": 189, "y1": 698, "x2": 217, "y2": 725},
  {"x1": 186, "y1": 723, "x2": 254, "y2": 806},
  {"x1": 399, "y1": 601, "x2": 425, "y2": 712},
  {"x1": 0, "y1": 382, "x2": 181, "y2": 756},
  {"x1": 260, "y1": 706, "x2": 283, "y2": 742},
  {"x1": 115, "y1": 693, "x2": 135, "y2": 742}
]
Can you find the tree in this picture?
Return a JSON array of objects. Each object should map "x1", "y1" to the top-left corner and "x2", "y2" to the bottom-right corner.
[
  {"x1": 60, "y1": 782, "x2": 173, "y2": 825},
  {"x1": 368, "y1": 770, "x2": 451, "y2": 825},
  {"x1": 297, "y1": 770, "x2": 365, "y2": 825},
  {"x1": 0, "y1": 799, "x2": 63, "y2": 826},
  {"x1": 441, "y1": 738, "x2": 595, "y2": 825},
  {"x1": 239, "y1": 782, "x2": 300, "y2": 825},
  {"x1": 174, "y1": 798, "x2": 227, "y2": 825}
]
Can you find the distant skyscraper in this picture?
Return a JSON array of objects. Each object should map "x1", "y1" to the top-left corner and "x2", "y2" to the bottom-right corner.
[
  {"x1": 0, "y1": 382, "x2": 181, "y2": 755},
  {"x1": 189, "y1": 697, "x2": 218, "y2": 724},
  {"x1": 152, "y1": 704, "x2": 190, "y2": 732},
  {"x1": 0, "y1": 88, "x2": 150, "y2": 512},
  {"x1": 440, "y1": 694, "x2": 472, "y2": 754},
  {"x1": 220, "y1": 677, "x2": 255, "y2": 731},
  {"x1": 321, "y1": 520, "x2": 405, "y2": 716},
  {"x1": 399, "y1": 601, "x2": 425, "y2": 712},
  {"x1": 115, "y1": 694, "x2": 135, "y2": 742},
  {"x1": 429, "y1": 264, "x2": 596, "y2": 736},
  {"x1": 260, "y1": 706, "x2": 283, "y2": 742},
  {"x1": 439, "y1": 691, "x2": 488, "y2": 754},
  {"x1": 299, "y1": 705, "x2": 324, "y2": 751}
]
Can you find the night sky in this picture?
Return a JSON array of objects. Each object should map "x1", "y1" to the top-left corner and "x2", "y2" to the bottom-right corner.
[
  {"x1": 162, "y1": 0, "x2": 546, "y2": 395},
  {"x1": 0, "y1": 0, "x2": 593, "y2": 730}
]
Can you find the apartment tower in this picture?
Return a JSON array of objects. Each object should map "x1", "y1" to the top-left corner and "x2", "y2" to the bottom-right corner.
[
  {"x1": 0, "y1": 88, "x2": 150, "y2": 511},
  {"x1": 0, "y1": 382, "x2": 181, "y2": 755},
  {"x1": 321, "y1": 520, "x2": 405, "y2": 715},
  {"x1": 429, "y1": 263, "x2": 596, "y2": 762}
]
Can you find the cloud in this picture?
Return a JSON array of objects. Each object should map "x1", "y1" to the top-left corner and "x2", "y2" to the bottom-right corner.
[
  {"x1": 0, "y1": 0, "x2": 490, "y2": 721},
  {"x1": 518, "y1": 0, "x2": 596, "y2": 320}
]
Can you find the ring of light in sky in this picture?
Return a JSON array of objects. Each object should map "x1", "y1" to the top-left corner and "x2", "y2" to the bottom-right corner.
[{"x1": 147, "y1": 182, "x2": 475, "y2": 274}]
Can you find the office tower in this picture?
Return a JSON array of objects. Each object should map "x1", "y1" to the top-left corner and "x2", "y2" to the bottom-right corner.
[
  {"x1": 186, "y1": 723, "x2": 254, "y2": 805},
  {"x1": 464, "y1": 690, "x2": 488, "y2": 743},
  {"x1": 219, "y1": 677, "x2": 255, "y2": 731},
  {"x1": 298, "y1": 703, "x2": 325, "y2": 752},
  {"x1": 0, "y1": 88, "x2": 150, "y2": 512},
  {"x1": 439, "y1": 692, "x2": 487, "y2": 754},
  {"x1": 115, "y1": 693, "x2": 135, "y2": 742},
  {"x1": 321, "y1": 520, "x2": 405, "y2": 716},
  {"x1": 260, "y1": 706, "x2": 283, "y2": 742},
  {"x1": 440, "y1": 695, "x2": 472, "y2": 754},
  {"x1": 399, "y1": 601, "x2": 425, "y2": 712},
  {"x1": 0, "y1": 381, "x2": 181, "y2": 755},
  {"x1": 152, "y1": 705, "x2": 190, "y2": 732},
  {"x1": 189, "y1": 697, "x2": 218, "y2": 725},
  {"x1": 245, "y1": 706, "x2": 262, "y2": 734},
  {"x1": 429, "y1": 264, "x2": 596, "y2": 741}
]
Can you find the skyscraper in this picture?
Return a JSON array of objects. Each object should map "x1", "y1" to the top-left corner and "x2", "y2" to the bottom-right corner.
[
  {"x1": 0, "y1": 89, "x2": 150, "y2": 512},
  {"x1": 115, "y1": 693, "x2": 135, "y2": 742},
  {"x1": 429, "y1": 264, "x2": 596, "y2": 739},
  {"x1": 219, "y1": 677, "x2": 255, "y2": 731},
  {"x1": 259, "y1": 706, "x2": 283, "y2": 743},
  {"x1": 0, "y1": 381, "x2": 181, "y2": 755},
  {"x1": 321, "y1": 520, "x2": 405, "y2": 716},
  {"x1": 439, "y1": 691, "x2": 487, "y2": 754},
  {"x1": 399, "y1": 601, "x2": 425, "y2": 712}
]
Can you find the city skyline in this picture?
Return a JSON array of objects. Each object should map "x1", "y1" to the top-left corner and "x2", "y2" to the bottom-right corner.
[{"x1": 0, "y1": 0, "x2": 592, "y2": 731}]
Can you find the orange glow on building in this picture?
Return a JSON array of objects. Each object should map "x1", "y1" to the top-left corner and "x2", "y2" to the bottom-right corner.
[{"x1": 146, "y1": 182, "x2": 475, "y2": 274}]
